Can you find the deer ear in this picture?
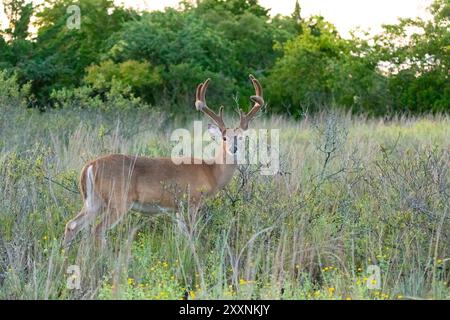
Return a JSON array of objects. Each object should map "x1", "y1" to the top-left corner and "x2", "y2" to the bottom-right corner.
[{"x1": 208, "y1": 124, "x2": 221, "y2": 140}]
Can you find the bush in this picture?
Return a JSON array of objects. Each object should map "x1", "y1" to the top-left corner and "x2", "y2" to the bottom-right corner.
[
  {"x1": 84, "y1": 59, "x2": 162, "y2": 102},
  {"x1": 0, "y1": 70, "x2": 30, "y2": 107},
  {"x1": 50, "y1": 81, "x2": 148, "y2": 111}
]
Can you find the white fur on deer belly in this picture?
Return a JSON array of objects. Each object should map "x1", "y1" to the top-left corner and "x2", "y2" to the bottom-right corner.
[{"x1": 131, "y1": 202, "x2": 171, "y2": 214}]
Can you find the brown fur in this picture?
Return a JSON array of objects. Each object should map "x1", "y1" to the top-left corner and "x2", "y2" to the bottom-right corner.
[
  {"x1": 78, "y1": 163, "x2": 90, "y2": 200},
  {"x1": 63, "y1": 142, "x2": 238, "y2": 248},
  {"x1": 87, "y1": 153, "x2": 236, "y2": 208}
]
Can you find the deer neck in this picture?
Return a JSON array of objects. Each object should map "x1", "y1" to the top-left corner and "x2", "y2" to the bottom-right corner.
[{"x1": 211, "y1": 143, "x2": 237, "y2": 190}]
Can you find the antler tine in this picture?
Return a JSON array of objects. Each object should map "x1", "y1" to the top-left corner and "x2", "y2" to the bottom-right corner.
[
  {"x1": 195, "y1": 82, "x2": 203, "y2": 103},
  {"x1": 250, "y1": 74, "x2": 263, "y2": 97},
  {"x1": 239, "y1": 74, "x2": 265, "y2": 130},
  {"x1": 195, "y1": 79, "x2": 226, "y2": 132}
]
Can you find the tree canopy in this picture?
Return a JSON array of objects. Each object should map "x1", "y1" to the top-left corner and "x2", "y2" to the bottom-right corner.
[{"x1": 0, "y1": 0, "x2": 448, "y2": 115}]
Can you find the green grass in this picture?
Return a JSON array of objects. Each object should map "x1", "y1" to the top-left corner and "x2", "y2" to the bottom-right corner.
[{"x1": 0, "y1": 99, "x2": 449, "y2": 300}]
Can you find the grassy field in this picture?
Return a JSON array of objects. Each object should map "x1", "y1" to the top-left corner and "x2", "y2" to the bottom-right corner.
[{"x1": 0, "y1": 93, "x2": 449, "y2": 299}]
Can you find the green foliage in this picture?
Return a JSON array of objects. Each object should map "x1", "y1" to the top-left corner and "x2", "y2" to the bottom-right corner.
[
  {"x1": 49, "y1": 83, "x2": 146, "y2": 111},
  {"x1": 0, "y1": 69, "x2": 30, "y2": 106},
  {"x1": 9, "y1": 0, "x2": 137, "y2": 103},
  {"x1": 104, "y1": 8, "x2": 238, "y2": 106},
  {"x1": 268, "y1": 17, "x2": 348, "y2": 114},
  {"x1": 267, "y1": 16, "x2": 393, "y2": 116},
  {"x1": 84, "y1": 59, "x2": 162, "y2": 101},
  {"x1": 373, "y1": 0, "x2": 449, "y2": 113},
  {"x1": 195, "y1": 0, "x2": 269, "y2": 17},
  {"x1": 2, "y1": 0, "x2": 33, "y2": 40},
  {"x1": 0, "y1": 0, "x2": 448, "y2": 114}
]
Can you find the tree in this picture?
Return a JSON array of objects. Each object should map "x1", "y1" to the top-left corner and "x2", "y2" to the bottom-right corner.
[
  {"x1": 104, "y1": 8, "x2": 236, "y2": 107},
  {"x1": 195, "y1": 0, "x2": 269, "y2": 18},
  {"x1": 0, "y1": 0, "x2": 34, "y2": 98},
  {"x1": 291, "y1": 0, "x2": 303, "y2": 33},
  {"x1": 374, "y1": 0, "x2": 449, "y2": 113},
  {"x1": 15, "y1": 0, "x2": 138, "y2": 102},
  {"x1": 102, "y1": 0, "x2": 297, "y2": 109},
  {"x1": 192, "y1": 0, "x2": 292, "y2": 107},
  {"x1": 0, "y1": 0, "x2": 446, "y2": 114},
  {"x1": 2, "y1": 0, "x2": 33, "y2": 41},
  {"x1": 266, "y1": 17, "x2": 348, "y2": 115}
]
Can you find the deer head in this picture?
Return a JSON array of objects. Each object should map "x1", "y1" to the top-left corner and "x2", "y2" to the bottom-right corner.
[{"x1": 195, "y1": 75, "x2": 265, "y2": 159}]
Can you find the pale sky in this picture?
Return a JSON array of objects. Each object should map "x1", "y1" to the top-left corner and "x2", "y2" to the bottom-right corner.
[
  {"x1": 1, "y1": 0, "x2": 434, "y2": 38},
  {"x1": 119, "y1": 0, "x2": 434, "y2": 38}
]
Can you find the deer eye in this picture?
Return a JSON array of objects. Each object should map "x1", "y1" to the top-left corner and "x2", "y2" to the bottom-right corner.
[{"x1": 223, "y1": 137, "x2": 227, "y2": 141}]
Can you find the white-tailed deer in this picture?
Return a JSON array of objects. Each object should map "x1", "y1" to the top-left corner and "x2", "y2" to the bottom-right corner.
[{"x1": 63, "y1": 75, "x2": 264, "y2": 248}]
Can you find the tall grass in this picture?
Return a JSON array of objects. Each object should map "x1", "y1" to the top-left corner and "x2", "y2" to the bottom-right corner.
[{"x1": 0, "y1": 88, "x2": 449, "y2": 299}]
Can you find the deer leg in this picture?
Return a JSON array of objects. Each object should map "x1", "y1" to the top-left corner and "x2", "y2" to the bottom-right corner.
[
  {"x1": 93, "y1": 202, "x2": 131, "y2": 248},
  {"x1": 63, "y1": 203, "x2": 102, "y2": 248}
]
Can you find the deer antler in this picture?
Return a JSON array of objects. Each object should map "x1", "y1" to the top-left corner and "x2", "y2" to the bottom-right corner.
[
  {"x1": 195, "y1": 78, "x2": 226, "y2": 132},
  {"x1": 239, "y1": 74, "x2": 265, "y2": 130}
]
